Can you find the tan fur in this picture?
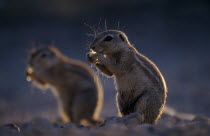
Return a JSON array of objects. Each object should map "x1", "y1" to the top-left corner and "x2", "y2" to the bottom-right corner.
[
  {"x1": 26, "y1": 46, "x2": 103, "y2": 126},
  {"x1": 87, "y1": 30, "x2": 167, "y2": 124}
]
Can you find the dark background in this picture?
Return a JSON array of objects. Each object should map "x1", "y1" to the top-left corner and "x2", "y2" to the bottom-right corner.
[{"x1": 0, "y1": 0, "x2": 209, "y2": 124}]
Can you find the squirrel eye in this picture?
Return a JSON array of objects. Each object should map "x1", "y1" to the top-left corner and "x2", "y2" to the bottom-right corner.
[
  {"x1": 104, "y1": 36, "x2": 113, "y2": 41},
  {"x1": 119, "y1": 34, "x2": 125, "y2": 42},
  {"x1": 41, "y1": 53, "x2": 47, "y2": 58}
]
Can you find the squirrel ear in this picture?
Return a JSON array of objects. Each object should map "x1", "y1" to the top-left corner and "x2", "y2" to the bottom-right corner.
[{"x1": 119, "y1": 34, "x2": 125, "y2": 42}]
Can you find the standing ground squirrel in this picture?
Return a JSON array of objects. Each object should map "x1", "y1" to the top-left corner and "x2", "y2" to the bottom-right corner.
[
  {"x1": 26, "y1": 46, "x2": 103, "y2": 126},
  {"x1": 87, "y1": 30, "x2": 167, "y2": 124}
]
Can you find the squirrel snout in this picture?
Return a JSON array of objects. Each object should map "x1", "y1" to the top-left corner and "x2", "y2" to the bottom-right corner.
[
  {"x1": 90, "y1": 45, "x2": 96, "y2": 50},
  {"x1": 89, "y1": 43, "x2": 97, "y2": 50}
]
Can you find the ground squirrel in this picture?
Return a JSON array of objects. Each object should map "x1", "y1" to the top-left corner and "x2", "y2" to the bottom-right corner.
[
  {"x1": 26, "y1": 46, "x2": 103, "y2": 126},
  {"x1": 87, "y1": 30, "x2": 167, "y2": 124}
]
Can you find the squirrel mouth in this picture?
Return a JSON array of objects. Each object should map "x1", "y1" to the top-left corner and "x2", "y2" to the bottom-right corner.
[
  {"x1": 26, "y1": 69, "x2": 46, "y2": 85},
  {"x1": 26, "y1": 67, "x2": 34, "y2": 82},
  {"x1": 26, "y1": 75, "x2": 32, "y2": 82},
  {"x1": 91, "y1": 48, "x2": 104, "y2": 54},
  {"x1": 91, "y1": 49, "x2": 106, "y2": 56}
]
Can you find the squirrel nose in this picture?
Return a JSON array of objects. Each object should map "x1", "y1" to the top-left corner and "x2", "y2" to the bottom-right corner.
[{"x1": 90, "y1": 44, "x2": 96, "y2": 50}]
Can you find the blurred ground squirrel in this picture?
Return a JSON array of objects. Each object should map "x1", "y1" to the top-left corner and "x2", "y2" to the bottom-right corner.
[
  {"x1": 87, "y1": 30, "x2": 167, "y2": 124},
  {"x1": 26, "y1": 46, "x2": 103, "y2": 126}
]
